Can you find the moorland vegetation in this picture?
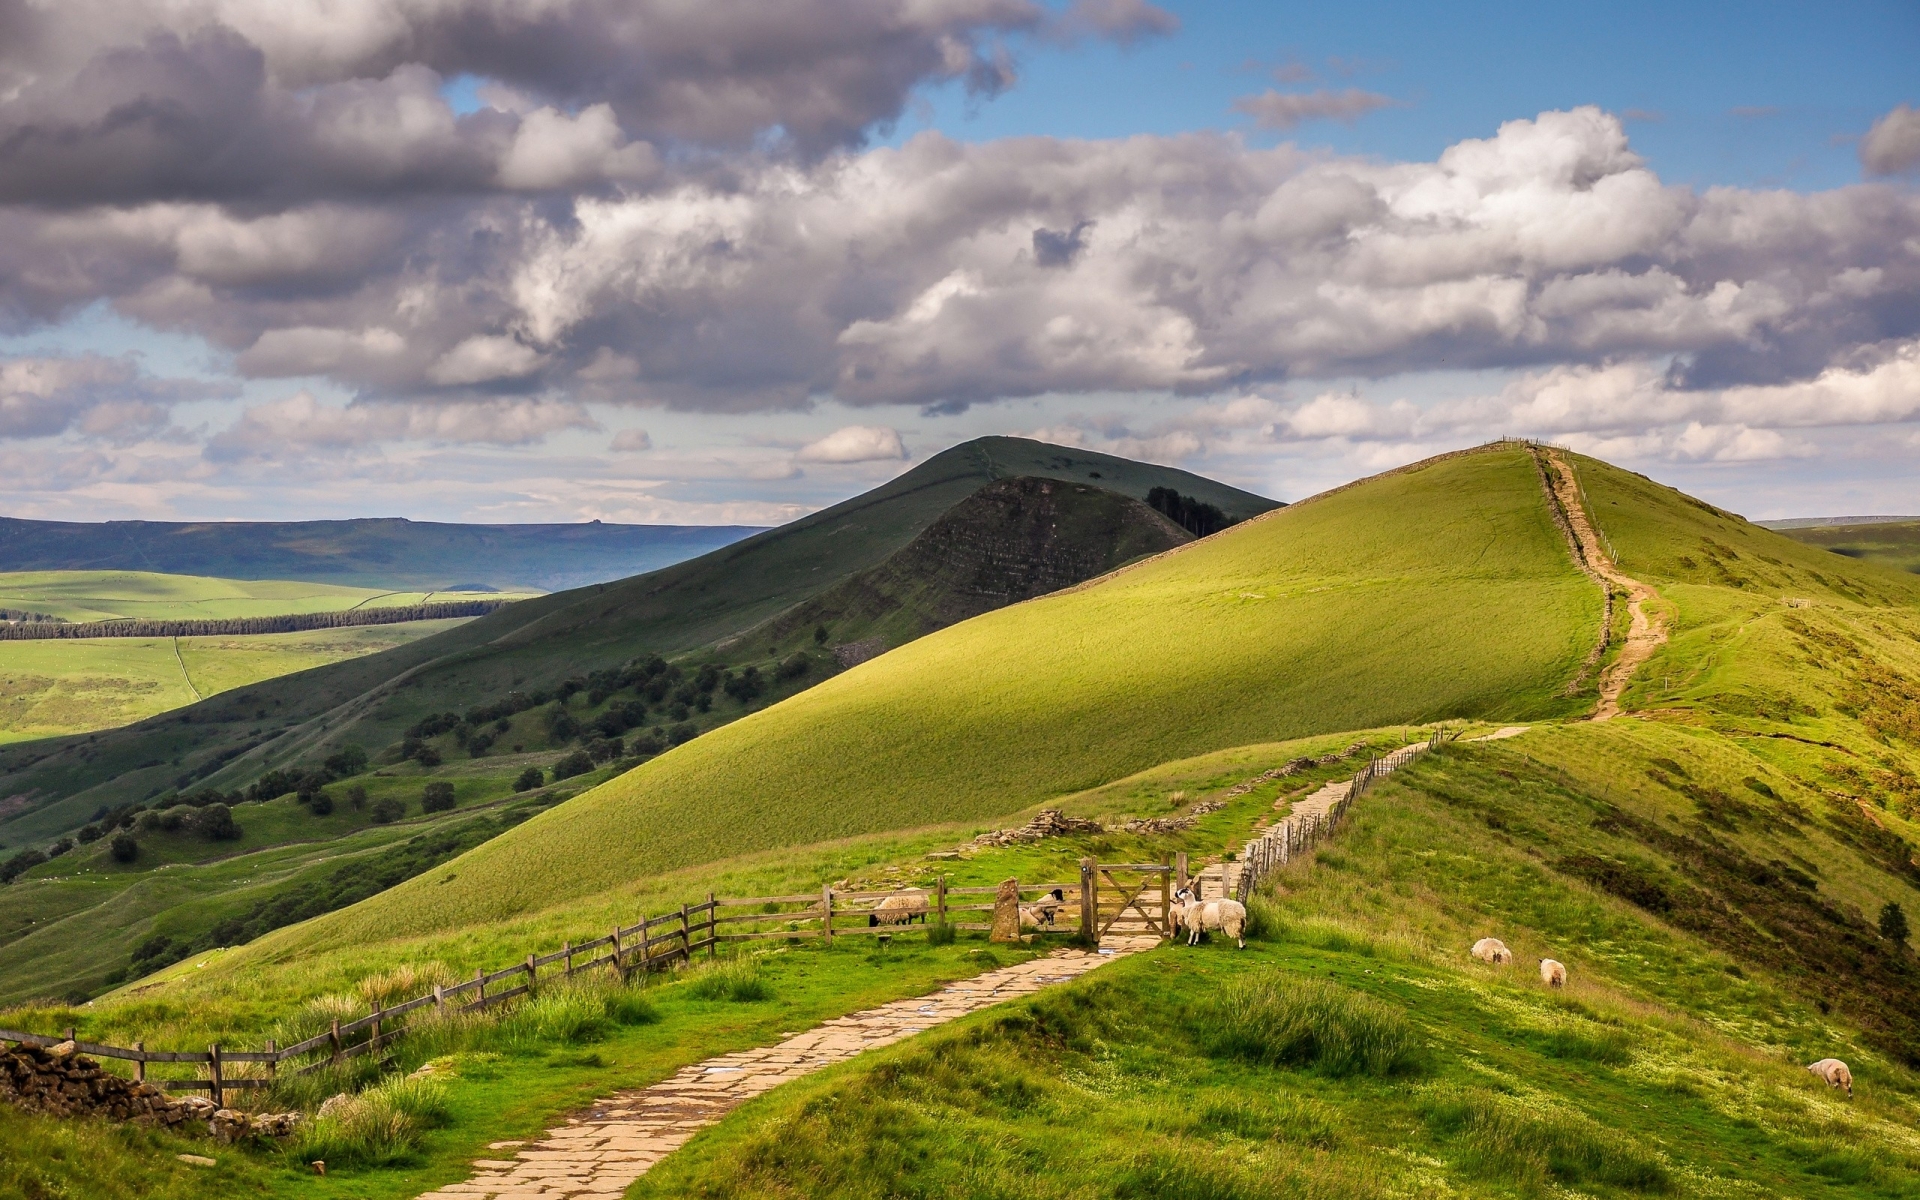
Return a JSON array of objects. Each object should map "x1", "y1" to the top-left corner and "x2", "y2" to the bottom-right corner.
[{"x1": 3, "y1": 442, "x2": 1920, "y2": 1198}]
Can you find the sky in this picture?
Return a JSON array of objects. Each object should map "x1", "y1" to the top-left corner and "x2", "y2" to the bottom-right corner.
[{"x1": 0, "y1": 0, "x2": 1917, "y2": 527}]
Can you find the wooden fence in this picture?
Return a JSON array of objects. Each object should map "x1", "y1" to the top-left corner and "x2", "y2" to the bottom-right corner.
[
  {"x1": 0, "y1": 875, "x2": 1111, "y2": 1105},
  {"x1": 1233, "y1": 727, "x2": 1453, "y2": 902},
  {"x1": 1, "y1": 733, "x2": 1454, "y2": 1104}
]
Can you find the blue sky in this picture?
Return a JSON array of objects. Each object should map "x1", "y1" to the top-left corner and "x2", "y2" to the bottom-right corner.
[
  {"x1": 0, "y1": 0, "x2": 1916, "y2": 525},
  {"x1": 898, "y1": 1, "x2": 1918, "y2": 191}
]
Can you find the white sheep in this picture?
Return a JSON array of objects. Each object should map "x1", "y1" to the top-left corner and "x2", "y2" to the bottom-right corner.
[
  {"x1": 1471, "y1": 938, "x2": 1513, "y2": 965},
  {"x1": 1808, "y1": 1058, "x2": 1853, "y2": 1098},
  {"x1": 867, "y1": 888, "x2": 929, "y2": 927},
  {"x1": 1540, "y1": 958, "x2": 1566, "y2": 987},
  {"x1": 1019, "y1": 887, "x2": 1066, "y2": 930},
  {"x1": 1178, "y1": 896, "x2": 1247, "y2": 949}
]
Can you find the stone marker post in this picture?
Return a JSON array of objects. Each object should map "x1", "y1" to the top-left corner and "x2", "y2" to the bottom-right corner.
[{"x1": 990, "y1": 878, "x2": 1021, "y2": 943}]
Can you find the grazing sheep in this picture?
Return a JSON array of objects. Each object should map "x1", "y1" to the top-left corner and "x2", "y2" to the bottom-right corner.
[
  {"x1": 868, "y1": 888, "x2": 930, "y2": 927},
  {"x1": 1540, "y1": 958, "x2": 1566, "y2": 987},
  {"x1": 1471, "y1": 938, "x2": 1513, "y2": 965},
  {"x1": 1178, "y1": 897, "x2": 1247, "y2": 949},
  {"x1": 1019, "y1": 887, "x2": 1067, "y2": 930},
  {"x1": 1808, "y1": 1058, "x2": 1854, "y2": 1098}
]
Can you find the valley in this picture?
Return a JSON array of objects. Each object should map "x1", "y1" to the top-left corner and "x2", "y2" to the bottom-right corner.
[{"x1": 2, "y1": 439, "x2": 1920, "y2": 1199}]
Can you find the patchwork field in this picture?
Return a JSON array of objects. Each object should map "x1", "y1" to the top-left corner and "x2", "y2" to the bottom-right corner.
[{"x1": 0, "y1": 621, "x2": 472, "y2": 743}]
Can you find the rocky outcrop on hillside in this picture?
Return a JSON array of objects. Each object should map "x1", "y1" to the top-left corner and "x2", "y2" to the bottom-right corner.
[{"x1": 775, "y1": 476, "x2": 1194, "y2": 652}]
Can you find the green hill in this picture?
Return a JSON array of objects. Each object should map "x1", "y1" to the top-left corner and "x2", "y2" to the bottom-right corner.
[
  {"x1": 1772, "y1": 517, "x2": 1920, "y2": 577},
  {"x1": 285, "y1": 444, "x2": 1600, "y2": 946},
  {"x1": 8, "y1": 442, "x2": 1920, "y2": 1199},
  {"x1": 0, "y1": 438, "x2": 1274, "y2": 845},
  {"x1": 0, "y1": 571, "x2": 528, "y2": 624},
  {"x1": 0, "y1": 450, "x2": 1259, "y2": 1001}
]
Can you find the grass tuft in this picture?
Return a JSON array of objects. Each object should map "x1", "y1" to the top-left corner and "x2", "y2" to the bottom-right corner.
[
  {"x1": 685, "y1": 954, "x2": 771, "y2": 1003},
  {"x1": 283, "y1": 1074, "x2": 450, "y2": 1168},
  {"x1": 1204, "y1": 971, "x2": 1421, "y2": 1077},
  {"x1": 1423, "y1": 1088, "x2": 1670, "y2": 1192}
]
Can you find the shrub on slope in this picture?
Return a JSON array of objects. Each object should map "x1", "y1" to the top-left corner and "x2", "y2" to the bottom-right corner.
[{"x1": 285, "y1": 445, "x2": 1600, "y2": 946}]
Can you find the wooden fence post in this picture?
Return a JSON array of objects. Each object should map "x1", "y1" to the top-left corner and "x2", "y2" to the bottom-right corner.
[
  {"x1": 370, "y1": 1003, "x2": 383, "y2": 1053},
  {"x1": 132, "y1": 1041, "x2": 144, "y2": 1084},
  {"x1": 329, "y1": 1019, "x2": 342, "y2": 1065},
  {"x1": 1158, "y1": 864, "x2": 1171, "y2": 940},
  {"x1": 678, "y1": 905, "x2": 690, "y2": 963},
  {"x1": 1175, "y1": 851, "x2": 1188, "y2": 895},
  {"x1": 610, "y1": 926, "x2": 623, "y2": 977},
  {"x1": 265, "y1": 1038, "x2": 275, "y2": 1083},
  {"x1": 526, "y1": 952, "x2": 538, "y2": 993},
  {"x1": 1079, "y1": 858, "x2": 1097, "y2": 945},
  {"x1": 936, "y1": 875, "x2": 948, "y2": 926},
  {"x1": 821, "y1": 885, "x2": 834, "y2": 947},
  {"x1": 433, "y1": 984, "x2": 445, "y2": 1014},
  {"x1": 476, "y1": 967, "x2": 486, "y2": 1008},
  {"x1": 707, "y1": 893, "x2": 718, "y2": 959},
  {"x1": 208, "y1": 1044, "x2": 222, "y2": 1109},
  {"x1": 638, "y1": 916, "x2": 653, "y2": 976},
  {"x1": 563, "y1": 939, "x2": 573, "y2": 977}
]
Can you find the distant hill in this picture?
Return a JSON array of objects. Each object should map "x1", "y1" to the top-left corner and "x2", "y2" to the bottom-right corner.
[
  {"x1": 1768, "y1": 516, "x2": 1920, "y2": 576},
  {"x1": 0, "y1": 438, "x2": 1277, "y2": 848},
  {"x1": 0, "y1": 517, "x2": 763, "y2": 592}
]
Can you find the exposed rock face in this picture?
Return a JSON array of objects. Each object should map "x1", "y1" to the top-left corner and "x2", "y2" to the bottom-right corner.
[
  {"x1": 0, "y1": 1041, "x2": 300, "y2": 1139},
  {"x1": 777, "y1": 476, "x2": 1194, "y2": 652}
]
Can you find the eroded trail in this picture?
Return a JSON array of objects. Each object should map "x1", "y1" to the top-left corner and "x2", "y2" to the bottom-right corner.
[
  {"x1": 1540, "y1": 448, "x2": 1666, "y2": 720},
  {"x1": 420, "y1": 937, "x2": 1157, "y2": 1199}
]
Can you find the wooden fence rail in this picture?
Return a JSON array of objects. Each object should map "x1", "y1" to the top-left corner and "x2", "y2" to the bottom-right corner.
[
  {"x1": 3, "y1": 732, "x2": 1456, "y2": 1097},
  {"x1": 1233, "y1": 727, "x2": 1454, "y2": 902},
  {"x1": 0, "y1": 876, "x2": 1101, "y2": 1091}
]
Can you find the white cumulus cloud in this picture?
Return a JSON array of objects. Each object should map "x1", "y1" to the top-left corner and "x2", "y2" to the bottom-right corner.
[{"x1": 796, "y1": 425, "x2": 908, "y2": 463}]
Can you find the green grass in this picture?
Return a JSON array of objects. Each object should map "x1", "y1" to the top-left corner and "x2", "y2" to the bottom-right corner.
[
  {"x1": 281, "y1": 445, "x2": 1597, "y2": 944},
  {"x1": 1775, "y1": 519, "x2": 1920, "y2": 577},
  {"x1": 0, "y1": 620, "x2": 471, "y2": 744},
  {"x1": 0, "y1": 436, "x2": 1279, "y2": 831},
  {"x1": 0, "y1": 570, "x2": 531, "y2": 623}
]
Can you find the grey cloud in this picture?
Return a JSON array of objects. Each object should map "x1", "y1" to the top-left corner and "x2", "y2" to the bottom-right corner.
[
  {"x1": 3, "y1": 108, "x2": 1918, "y2": 422},
  {"x1": 1056, "y1": 0, "x2": 1179, "y2": 46},
  {"x1": 1032, "y1": 220, "x2": 1093, "y2": 267},
  {"x1": 1233, "y1": 88, "x2": 1394, "y2": 130},
  {"x1": 0, "y1": 0, "x2": 1077, "y2": 208},
  {"x1": 0, "y1": 353, "x2": 229, "y2": 440},
  {"x1": 1862, "y1": 103, "x2": 1920, "y2": 176},
  {"x1": 204, "y1": 392, "x2": 598, "y2": 462}
]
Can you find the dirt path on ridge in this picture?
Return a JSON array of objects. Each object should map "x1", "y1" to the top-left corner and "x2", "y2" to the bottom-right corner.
[{"x1": 1541, "y1": 448, "x2": 1665, "y2": 721}]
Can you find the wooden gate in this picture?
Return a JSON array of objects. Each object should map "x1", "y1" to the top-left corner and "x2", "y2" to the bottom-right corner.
[{"x1": 1079, "y1": 859, "x2": 1173, "y2": 941}]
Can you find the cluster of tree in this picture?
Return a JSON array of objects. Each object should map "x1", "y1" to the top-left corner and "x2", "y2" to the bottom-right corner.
[
  {"x1": 245, "y1": 745, "x2": 369, "y2": 806},
  {"x1": 102, "y1": 805, "x2": 545, "y2": 987},
  {"x1": 1147, "y1": 486, "x2": 1234, "y2": 538},
  {"x1": 0, "y1": 608, "x2": 65, "y2": 624},
  {"x1": 1, "y1": 794, "x2": 245, "y2": 883},
  {"x1": 0, "y1": 599, "x2": 511, "y2": 641}
]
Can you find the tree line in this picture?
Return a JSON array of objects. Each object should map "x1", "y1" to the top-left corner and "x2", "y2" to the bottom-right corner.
[{"x1": 0, "y1": 599, "x2": 512, "y2": 641}]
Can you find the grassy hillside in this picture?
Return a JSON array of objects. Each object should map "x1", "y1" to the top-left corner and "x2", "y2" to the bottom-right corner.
[
  {"x1": 0, "y1": 571, "x2": 529, "y2": 624},
  {"x1": 0, "y1": 621, "x2": 470, "y2": 745},
  {"x1": 6, "y1": 443, "x2": 1920, "y2": 1197},
  {"x1": 0, "y1": 439, "x2": 1276, "y2": 838},
  {"x1": 760, "y1": 475, "x2": 1193, "y2": 656},
  {"x1": 0, "y1": 517, "x2": 760, "y2": 592},
  {"x1": 1774, "y1": 518, "x2": 1920, "y2": 577},
  {"x1": 284, "y1": 444, "x2": 1597, "y2": 945}
]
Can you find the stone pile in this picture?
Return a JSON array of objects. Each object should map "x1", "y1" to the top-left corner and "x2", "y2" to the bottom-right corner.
[
  {"x1": 972, "y1": 809, "x2": 1104, "y2": 847},
  {"x1": 0, "y1": 1040, "x2": 300, "y2": 1141}
]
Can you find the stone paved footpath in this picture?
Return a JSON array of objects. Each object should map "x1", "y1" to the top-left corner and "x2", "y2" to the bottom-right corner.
[{"x1": 419, "y1": 935, "x2": 1161, "y2": 1199}]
